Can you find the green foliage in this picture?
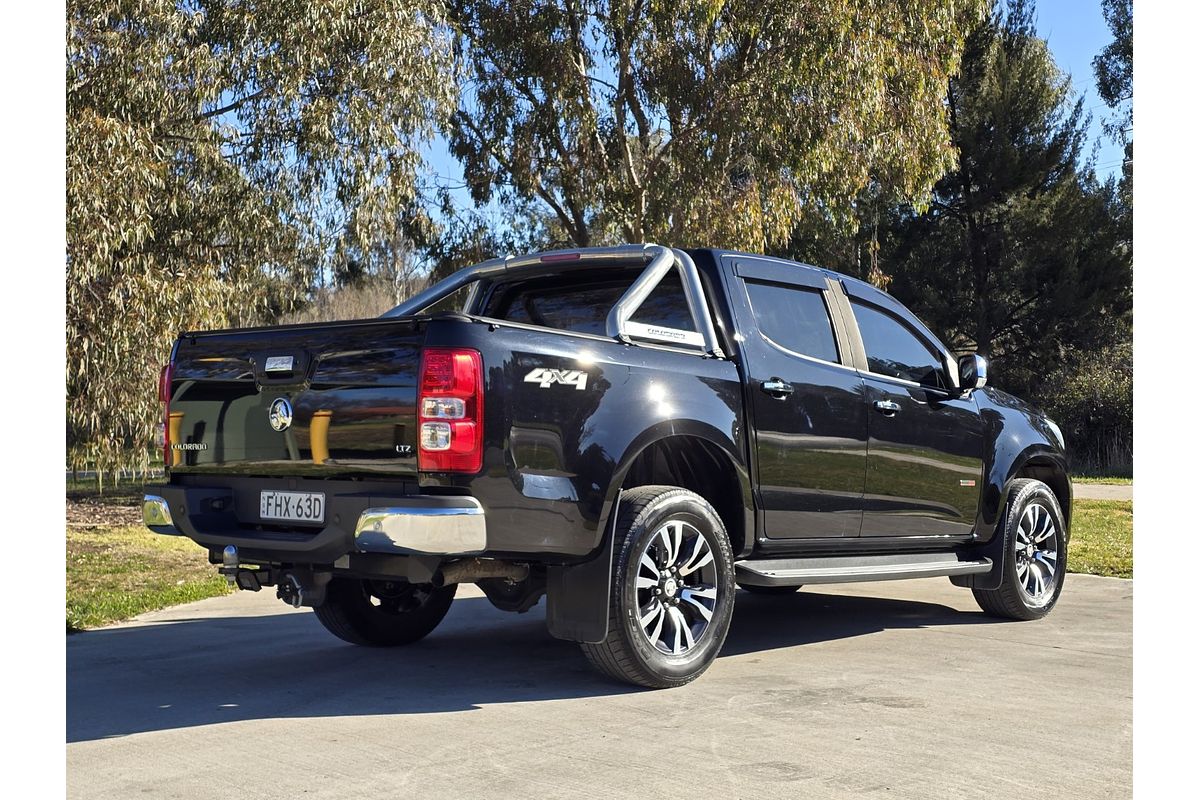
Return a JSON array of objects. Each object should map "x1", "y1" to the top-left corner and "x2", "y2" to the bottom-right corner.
[
  {"x1": 67, "y1": 0, "x2": 455, "y2": 477},
  {"x1": 446, "y1": 0, "x2": 986, "y2": 251},
  {"x1": 67, "y1": 523, "x2": 231, "y2": 631},
  {"x1": 1039, "y1": 337, "x2": 1132, "y2": 475},
  {"x1": 1093, "y1": 0, "x2": 1131, "y2": 142},
  {"x1": 1093, "y1": 0, "x2": 1131, "y2": 256},
  {"x1": 877, "y1": 1, "x2": 1130, "y2": 397},
  {"x1": 1069, "y1": 499, "x2": 1132, "y2": 579}
]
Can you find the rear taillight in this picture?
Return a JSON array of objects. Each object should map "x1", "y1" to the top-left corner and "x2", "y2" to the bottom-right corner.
[
  {"x1": 158, "y1": 362, "x2": 174, "y2": 466},
  {"x1": 418, "y1": 348, "x2": 484, "y2": 473}
]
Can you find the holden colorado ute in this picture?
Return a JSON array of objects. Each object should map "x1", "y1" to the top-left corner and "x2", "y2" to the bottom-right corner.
[{"x1": 144, "y1": 244, "x2": 1071, "y2": 688}]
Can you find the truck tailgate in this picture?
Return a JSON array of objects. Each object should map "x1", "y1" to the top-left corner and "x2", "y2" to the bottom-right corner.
[{"x1": 167, "y1": 317, "x2": 424, "y2": 478}]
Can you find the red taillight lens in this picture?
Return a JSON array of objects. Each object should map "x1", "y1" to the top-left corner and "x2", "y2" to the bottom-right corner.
[
  {"x1": 159, "y1": 363, "x2": 173, "y2": 466},
  {"x1": 418, "y1": 348, "x2": 484, "y2": 473},
  {"x1": 158, "y1": 363, "x2": 173, "y2": 404}
]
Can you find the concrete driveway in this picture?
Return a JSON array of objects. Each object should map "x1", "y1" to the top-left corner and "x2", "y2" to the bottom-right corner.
[
  {"x1": 67, "y1": 574, "x2": 1131, "y2": 799},
  {"x1": 1072, "y1": 482, "x2": 1133, "y2": 501}
]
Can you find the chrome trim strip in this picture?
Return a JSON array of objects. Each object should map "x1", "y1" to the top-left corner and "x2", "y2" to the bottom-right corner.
[{"x1": 354, "y1": 498, "x2": 487, "y2": 556}]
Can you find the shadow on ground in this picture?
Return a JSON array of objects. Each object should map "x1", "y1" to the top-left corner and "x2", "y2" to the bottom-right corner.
[{"x1": 68, "y1": 589, "x2": 995, "y2": 743}]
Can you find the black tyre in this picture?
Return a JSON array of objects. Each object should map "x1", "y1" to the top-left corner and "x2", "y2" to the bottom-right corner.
[
  {"x1": 314, "y1": 577, "x2": 457, "y2": 646},
  {"x1": 582, "y1": 485, "x2": 736, "y2": 689},
  {"x1": 972, "y1": 478, "x2": 1067, "y2": 621},
  {"x1": 738, "y1": 583, "x2": 802, "y2": 595}
]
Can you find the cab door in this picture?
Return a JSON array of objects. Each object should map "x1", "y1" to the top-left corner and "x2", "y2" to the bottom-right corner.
[
  {"x1": 841, "y1": 294, "x2": 985, "y2": 538},
  {"x1": 723, "y1": 257, "x2": 867, "y2": 540}
]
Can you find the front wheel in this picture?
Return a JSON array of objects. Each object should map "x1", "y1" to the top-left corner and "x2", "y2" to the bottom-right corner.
[
  {"x1": 972, "y1": 478, "x2": 1067, "y2": 620},
  {"x1": 314, "y1": 577, "x2": 457, "y2": 646},
  {"x1": 581, "y1": 485, "x2": 736, "y2": 689}
]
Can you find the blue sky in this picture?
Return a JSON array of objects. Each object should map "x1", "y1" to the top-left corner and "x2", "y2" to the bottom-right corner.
[
  {"x1": 424, "y1": 0, "x2": 1127, "y2": 219},
  {"x1": 1034, "y1": 0, "x2": 1127, "y2": 178}
]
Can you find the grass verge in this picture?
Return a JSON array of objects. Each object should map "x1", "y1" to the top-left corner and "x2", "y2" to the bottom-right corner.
[
  {"x1": 1068, "y1": 499, "x2": 1133, "y2": 578},
  {"x1": 1071, "y1": 475, "x2": 1133, "y2": 485},
  {"x1": 67, "y1": 524, "x2": 231, "y2": 632}
]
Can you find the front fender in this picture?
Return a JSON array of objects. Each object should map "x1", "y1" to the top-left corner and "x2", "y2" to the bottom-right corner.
[{"x1": 953, "y1": 389, "x2": 1071, "y2": 591}]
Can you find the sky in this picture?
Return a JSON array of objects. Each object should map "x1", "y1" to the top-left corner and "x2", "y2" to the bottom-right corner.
[
  {"x1": 1034, "y1": 0, "x2": 1127, "y2": 178},
  {"x1": 424, "y1": 0, "x2": 1127, "y2": 220}
]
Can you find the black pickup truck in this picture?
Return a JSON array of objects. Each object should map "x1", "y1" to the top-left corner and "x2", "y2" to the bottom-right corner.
[{"x1": 144, "y1": 244, "x2": 1071, "y2": 688}]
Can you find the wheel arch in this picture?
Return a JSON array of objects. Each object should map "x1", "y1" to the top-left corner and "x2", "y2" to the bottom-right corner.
[
  {"x1": 955, "y1": 446, "x2": 1072, "y2": 592},
  {"x1": 605, "y1": 427, "x2": 753, "y2": 559},
  {"x1": 1009, "y1": 452, "x2": 1073, "y2": 538},
  {"x1": 545, "y1": 426, "x2": 751, "y2": 645}
]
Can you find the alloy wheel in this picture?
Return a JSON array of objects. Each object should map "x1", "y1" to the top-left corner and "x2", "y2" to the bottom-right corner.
[
  {"x1": 635, "y1": 520, "x2": 720, "y2": 655},
  {"x1": 1013, "y1": 502, "x2": 1060, "y2": 607}
]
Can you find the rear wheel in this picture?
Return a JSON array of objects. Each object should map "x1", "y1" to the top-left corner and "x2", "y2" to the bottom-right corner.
[
  {"x1": 582, "y1": 486, "x2": 735, "y2": 689},
  {"x1": 314, "y1": 577, "x2": 457, "y2": 646},
  {"x1": 738, "y1": 583, "x2": 802, "y2": 595},
  {"x1": 972, "y1": 478, "x2": 1067, "y2": 620}
]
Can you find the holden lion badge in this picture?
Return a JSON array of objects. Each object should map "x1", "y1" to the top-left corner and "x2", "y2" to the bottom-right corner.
[{"x1": 268, "y1": 397, "x2": 293, "y2": 432}]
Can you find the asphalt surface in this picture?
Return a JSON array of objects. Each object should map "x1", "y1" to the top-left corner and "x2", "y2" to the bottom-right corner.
[{"x1": 67, "y1": 574, "x2": 1131, "y2": 799}]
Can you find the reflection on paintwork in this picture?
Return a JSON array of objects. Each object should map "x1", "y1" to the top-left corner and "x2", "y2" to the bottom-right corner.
[
  {"x1": 168, "y1": 320, "x2": 422, "y2": 477},
  {"x1": 971, "y1": 386, "x2": 1071, "y2": 543},
  {"x1": 861, "y1": 379, "x2": 984, "y2": 537}
]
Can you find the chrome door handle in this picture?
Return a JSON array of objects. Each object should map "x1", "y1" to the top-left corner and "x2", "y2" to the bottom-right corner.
[
  {"x1": 873, "y1": 399, "x2": 901, "y2": 416},
  {"x1": 761, "y1": 378, "x2": 794, "y2": 398}
]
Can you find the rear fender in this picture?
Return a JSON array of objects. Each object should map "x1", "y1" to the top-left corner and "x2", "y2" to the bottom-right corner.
[{"x1": 545, "y1": 424, "x2": 751, "y2": 643}]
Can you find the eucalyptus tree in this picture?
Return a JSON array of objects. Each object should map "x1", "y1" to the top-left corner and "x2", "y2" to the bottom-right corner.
[
  {"x1": 446, "y1": 0, "x2": 986, "y2": 251},
  {"x1": 67, "y1": 0, "x2": 455, "y2": 476}
]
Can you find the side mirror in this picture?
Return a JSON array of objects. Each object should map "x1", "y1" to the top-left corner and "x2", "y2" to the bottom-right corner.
[{"x1": 958, "y1": 354, "x2": 988, "y2": 393}]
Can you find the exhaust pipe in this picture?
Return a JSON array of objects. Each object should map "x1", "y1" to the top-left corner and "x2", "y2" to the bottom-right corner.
[{"x1": 433, "y1": 558, "x2": 529, "y2": 588}]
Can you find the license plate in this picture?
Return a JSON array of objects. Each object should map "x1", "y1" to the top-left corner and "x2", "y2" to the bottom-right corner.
[{"x1": 259, "y1": 490, "x2": 325, "y2": 524}]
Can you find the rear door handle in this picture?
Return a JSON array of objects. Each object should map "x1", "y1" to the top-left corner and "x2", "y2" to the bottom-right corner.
[
  {"x1": 873, "y1": 399, "x2": 901, "y2": 416},
  {"x1": 761, "y1": 378, "x2": 794, "y2": 398}
]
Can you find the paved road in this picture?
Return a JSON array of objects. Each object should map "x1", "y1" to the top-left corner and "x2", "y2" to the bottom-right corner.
[
  {"x1": 68, "y1": 575, "x2": 1131, "y2": 799},
  {"x1": 1073, "y1": 482, "x2": 1133, "y2": 501}
]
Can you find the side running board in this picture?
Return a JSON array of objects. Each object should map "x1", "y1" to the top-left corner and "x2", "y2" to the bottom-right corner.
[{"x1": 734, "y1": 553, "x2": 992, "y2": 587}]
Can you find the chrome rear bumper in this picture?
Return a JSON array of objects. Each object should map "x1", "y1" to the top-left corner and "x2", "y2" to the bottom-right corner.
[
  {"x1": 353, "y1": 497, "x2": 487, "y2": 556},
  {"x1": 143, "y1": 488, "x2": 488, "y2": 558},
  {"x1": 143, "y1": 495, "x2": 181, "y2": 534}
]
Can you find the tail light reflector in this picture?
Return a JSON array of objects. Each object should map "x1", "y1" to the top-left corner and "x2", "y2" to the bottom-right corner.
[
  {"x1": 418, "y1": 348, "x2": 484, "y2": 473},
  {"x1": 158, "y1": 362, "x2": 174, "y2": 466}
]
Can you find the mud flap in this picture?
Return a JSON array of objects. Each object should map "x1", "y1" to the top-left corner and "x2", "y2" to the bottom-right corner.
[
  {"x1": 545, "y1": 492, "x2": 619, "y2": 643},
  {"x1": 949, "y1": 534, "x2": 1005, "y2": 590}
]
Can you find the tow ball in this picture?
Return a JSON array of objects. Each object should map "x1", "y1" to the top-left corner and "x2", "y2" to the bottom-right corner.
[
  {"x1": 218, "y1": 546, "x2": 329, "y2": 607},
  {"x1": 218, "y1": 546, "x2": 267, "y2": 592}
]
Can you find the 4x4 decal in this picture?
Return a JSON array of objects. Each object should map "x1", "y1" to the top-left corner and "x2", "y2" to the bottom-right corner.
[{"x1": 524, "y1": 367, "x2": 588, "y2": 390}]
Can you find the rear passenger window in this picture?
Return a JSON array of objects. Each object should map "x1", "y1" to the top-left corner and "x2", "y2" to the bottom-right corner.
[
  {"x1": 745, "y1": 281, "x2": 839, "y2": 363},
  {"x1": 486, "y1": 270, "x2": 696, "y2": 336}
]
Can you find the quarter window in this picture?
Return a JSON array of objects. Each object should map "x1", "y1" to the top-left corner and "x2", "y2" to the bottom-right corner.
[
  {"x1": 745, "y1": 281, "x2": 839, "y2": 363},
  {"x1": 850, "y1": 300, "x2": 947, "y2": 388}
]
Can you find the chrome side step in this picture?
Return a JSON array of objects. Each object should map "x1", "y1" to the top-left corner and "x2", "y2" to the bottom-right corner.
[{"x1": 734, "y1": 553, "x2": 992, "y2": 587}]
